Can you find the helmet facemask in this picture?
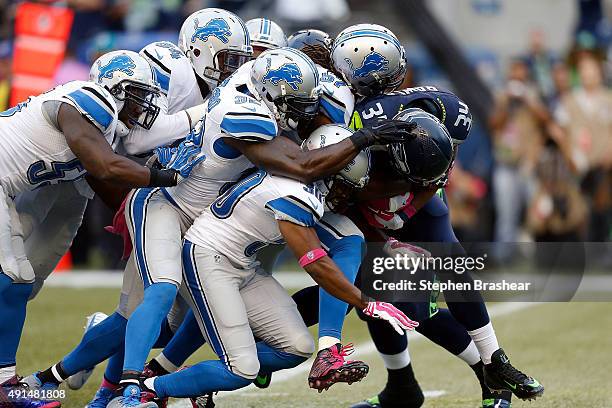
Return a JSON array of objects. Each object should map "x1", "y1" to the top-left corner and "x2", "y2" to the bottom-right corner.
[
  {"x1": 352, "y1": 62, "x2": 407, "y2": 97},
  {"x1": 111, "y1": 79, "x2": 160, "y2": 129},
  {"x1": 202, "y1": 48, "x2": 252, "y2": 86},
  {"x1": 272, "y1": 94, "x2": 320, "y2": 131}
]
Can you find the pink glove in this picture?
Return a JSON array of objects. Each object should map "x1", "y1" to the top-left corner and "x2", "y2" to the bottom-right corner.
[
  {"x1": 363, "y1": 301, "x2": 419, "y2": 335},
  {"x1": 104, "y1": 196, "x2": 132, "y2": 260}
]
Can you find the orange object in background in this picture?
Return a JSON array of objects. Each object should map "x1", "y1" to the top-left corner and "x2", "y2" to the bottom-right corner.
[
  {"x1": 10, "y1": 2, "x2": 74, "y2": 106},
  {"x1": 54, "y1": 251, "x2": 73, "y2": 273}
]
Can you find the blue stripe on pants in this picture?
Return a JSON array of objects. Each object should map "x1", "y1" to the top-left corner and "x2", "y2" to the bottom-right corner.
[
  {"x1": 181, "y1": 241, "x2": 230, "y2": 369},
  {"x1": 128, "y1": 188, "x2": 158, "y2": 287}
]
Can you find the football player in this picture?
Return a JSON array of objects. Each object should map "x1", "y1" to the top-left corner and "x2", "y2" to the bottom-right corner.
[
  {"x1": 286, "y1": 23, "x2": 542, "y2": 407},
  {"x1": 113, "y1": 125, "x2": 417, "y2": 408},
  {"x1": 0, "y1": 49, "x2": 203, "y2": 407},
  {"x1": 245, "y1": 18, "x2": 288, "y2": 57},
  {"x1": 20, "y1": 8, "x2": 251, "y2": 406}
]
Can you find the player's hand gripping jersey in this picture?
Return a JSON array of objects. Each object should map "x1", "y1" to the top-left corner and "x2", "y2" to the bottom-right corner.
[
  {"x1": 0, "y1": 81, "x2": 118, "y2": 197},
  {"x1": 163, "y1": 70, "x2": 278, "y2": 221},
  {"x1": 185, "y1": 170, "x2": 324, "y2": 269}
]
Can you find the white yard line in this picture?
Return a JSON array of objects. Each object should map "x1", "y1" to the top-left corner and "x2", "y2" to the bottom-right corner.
[{"x1": 169, "y1": 302, "x2": 538, "y2": 407}]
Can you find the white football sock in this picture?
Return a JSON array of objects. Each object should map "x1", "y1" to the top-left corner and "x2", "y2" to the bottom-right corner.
[
  {"x1": 143, "y1": 377, "x2": 156, "y2": 392},
  {"x1": 155, "y1": 353, "x2": 179, "y2": 373},
  {"x1": 467, "y1": 322, "x2": 499, "y2": 364},
  {"x1": 0, "y1": 366, "x2": 16, "y2": 384},
  {"x1": 456, "y1": 341, "x2": 481, "y2": 366},
  {"x1": 380, "y1": 347, "x2": 411, "y2": 370},
  {"x1": 318, "y1": 336, "x2": 340, "y2": 351}
]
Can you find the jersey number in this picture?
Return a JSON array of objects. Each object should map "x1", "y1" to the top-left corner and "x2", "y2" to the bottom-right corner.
[
  {"x1": 211, "y1": 170, "x2": 266, "y2": 219},
  {"x1": 453, "y1": 101, "x2": 472, "y2": 131},
  {"x1": 361, "y1": 102, "x2": 387, "y2": 120},
  {"x1": 27, "y1": 158, "x2": 85, "y2": 186}
]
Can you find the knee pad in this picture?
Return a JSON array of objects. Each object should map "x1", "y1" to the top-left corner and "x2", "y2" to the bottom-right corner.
[
  {"x1": 288, "y1": 331, "x2": 315, "y2": 358},
  {"x1": 233, "y1": 352, "x2": 260, "y2": 380}
]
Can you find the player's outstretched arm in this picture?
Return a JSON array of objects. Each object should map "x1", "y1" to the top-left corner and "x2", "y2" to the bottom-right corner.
[
  {"x1": 225, "y1": 135, "x2": 360, "y2": 184},
  {"x1": 225, "y1": 119, "x2": 418, "y2": 184},
  {"x1": 279, "y1": 220, "x2": 419, "y2": 334},
  {"x1": 279, "y1": 219, "x2": 367, "y2": 309},
  {"x1": 58, "y1": 104, "x2": 178, "y2": 188}
]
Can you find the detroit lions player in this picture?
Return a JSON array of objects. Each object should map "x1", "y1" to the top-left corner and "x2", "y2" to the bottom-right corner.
[
  {"x1": 0, "y1": 49, "x2": 201, "y2": 407},
  {"x1": 245, "y1": 18, "x2": 288, "y2": 57},
  {"x1": 104, "y1": 46, "x2": 419, "y2": 408},
  {"x1": 113, "y1": 126, "x2": 417, "y2": 408}
]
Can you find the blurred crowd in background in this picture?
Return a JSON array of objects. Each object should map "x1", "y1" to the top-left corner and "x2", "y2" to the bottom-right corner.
[{"x1": 0, "y1": 0, "x2": 610, "y2": 268}]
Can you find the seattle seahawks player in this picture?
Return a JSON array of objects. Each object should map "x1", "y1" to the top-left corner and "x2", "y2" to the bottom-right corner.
[
  {"x1": 0, "y1": 49, "x2": 201, "y2": 407},
  {"x1": 112, "y1": 126, "x2": 417, "y2": 408},
  {"x1": 245, "y1": 18, "x2": 288, "y2": 57}
]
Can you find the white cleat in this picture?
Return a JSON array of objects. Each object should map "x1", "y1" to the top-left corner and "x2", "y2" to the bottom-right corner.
[{"x1": 66, "y1": 312, "x2": 108, "y2": 390}]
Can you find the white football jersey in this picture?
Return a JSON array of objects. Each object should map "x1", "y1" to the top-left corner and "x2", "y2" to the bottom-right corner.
[
  {"x1": 140, "y1": 41, "x2": 204, "y2": 112},
  {"x1": 0, "y1": 81, "x2": 118, "y2": 197},
  {"x1": 185, "y1": 170, "x2": 325, "y2": 269},
  {"x1": 317, "y1": 65, "x2": 354, "y2": 125},
  {"x1": 163, "y1": 76, "x2": 278, "y2": 221},
  {"x1": 121, "y1": 41, "x2": 207, "y2": 156}
]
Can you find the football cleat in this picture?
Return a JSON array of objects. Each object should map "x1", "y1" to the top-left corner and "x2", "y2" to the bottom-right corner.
[
  {"x1": 67, "y1": 312, "x2": 109, "y2": 390},
  {"x1": 85, "y1": 386, "x2": 117, "y2": 408},
  {"x1": 308, "y1": 343, "x2": 369, "y2": 392},
  {"x1": 1, "y1": 375, "x2": 61, "y2": 408},
  {"x1": 19, "y1": 373, "x2": 58, "y2": 392},
  {"x1": 190, "y1": 393, "x2": 215, "y2": 408},
  {"x1": 141, "y1": 361, "x2": 168, "y2": 408},
  {"x1": 484, "y1": 349, "x2": 544, "y2": 401},
  {"x1": 107, "y1": 385, "x2": 157, "y2": 408},
  {"x1": 253, "y1": 372, "x2": 272, "y2": 389},
  {"x1": 482, "y1": 397, "x2": 512, "y2": 408}
]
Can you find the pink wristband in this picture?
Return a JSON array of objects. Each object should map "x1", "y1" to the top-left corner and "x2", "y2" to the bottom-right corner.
[{"x1": 299, "y1": 248, "x2": 327, "y2": 267}]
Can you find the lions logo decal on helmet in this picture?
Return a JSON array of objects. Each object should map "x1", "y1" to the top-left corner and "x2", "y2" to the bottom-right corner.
[
  {"x1": 97, "y1": 55, "x2": 136, "y2": 81},
  {"x1": 191, "y1": 18, "x2": 232, "y2": 44},
  {"x1": 262, "y1": 61, "x2": 303, "y2": 91},
  {"x1": 156, "y1": 41, "x2": 184, "y2": 59},
  {"x1": 346, "y1": 51, "x2": 389, "y2": 78}
]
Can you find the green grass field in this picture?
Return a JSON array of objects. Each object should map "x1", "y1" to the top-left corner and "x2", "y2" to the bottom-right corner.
[{"x1": 18, "y1": 287, "x2": 612, "y2": 408}]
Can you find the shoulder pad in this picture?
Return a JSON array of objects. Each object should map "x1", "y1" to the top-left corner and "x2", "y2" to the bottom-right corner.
[
  {"x1": 60, "y1": 82, "x2": 117, "y2": 133},
  {"x1": 266, "y1": 183, "x2": 324, "y2": 227},
  {"x1": 140, "y1": 41, "x2": 187, "y2": 94},
  {"x1": 214, "y1": 89, "x2": 277, "y2": 142}
]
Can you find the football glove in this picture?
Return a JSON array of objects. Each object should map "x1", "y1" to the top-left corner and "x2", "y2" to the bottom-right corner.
[
  {"x1": 153, "y1": 146, "x2": 177, "y2": 168},
  {"x1": 165, "y1": 140, "x2": 206, "y2": 179},
  {"x1": 350, "y1": 119, "x2": 418, "y2": 149},
  {"x1": 362, "y1": 302, "x2": 419, "y2": 335}
]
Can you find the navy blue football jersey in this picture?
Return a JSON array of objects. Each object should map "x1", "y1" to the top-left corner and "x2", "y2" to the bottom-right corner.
[{"x1": 350, "y1": 86, "x2": 472, "y2": 144}]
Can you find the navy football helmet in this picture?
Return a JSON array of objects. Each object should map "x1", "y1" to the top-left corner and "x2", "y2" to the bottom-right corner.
[{"x1": 388, "y1": 108, "x2": 453, "y2": 187}]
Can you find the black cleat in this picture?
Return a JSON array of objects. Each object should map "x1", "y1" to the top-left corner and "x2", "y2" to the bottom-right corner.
[
  {"x1": 253, "y1": 372, "x2": 272, "y2": 389},
  {"x1": 484, "y1": 349, "x2": 544, "y2": 401}
]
